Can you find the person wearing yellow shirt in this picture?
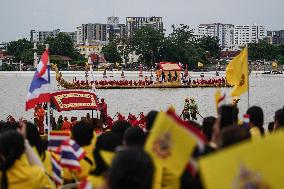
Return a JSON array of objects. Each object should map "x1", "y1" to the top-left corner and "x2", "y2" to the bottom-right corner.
[
  {"x1": 86, "y1": 132, "x2": 121, "y2": 189},
  {"x1": 63, "y1": 121, "x2": 95, "y2": 183},
  {"x1": 246, "y1": 106, "x2": 265, "y2": 139},
  {"x1": 0, "y1": 128, "x2": 54, "y2": 189},
  {"x1": 106, "y1": 148, "x2": 154, "y2": 189},
  {"x1": 273, "y1": 107, "x2": 284, "y2": 131},
  {"x1": 25, "y1": 122, "x2": 53, "y2": 177}
]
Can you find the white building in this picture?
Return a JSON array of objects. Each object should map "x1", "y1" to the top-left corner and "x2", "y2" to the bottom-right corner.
[
  {"x1": 30, "y1": 29, "x2": 60, "y2": 43},
  {"x1": 234, "y1": 24, "x2": 266, "y2": 47},
  {"x1": 198, "y1": 23, "x2": 234, "y2": 49}
]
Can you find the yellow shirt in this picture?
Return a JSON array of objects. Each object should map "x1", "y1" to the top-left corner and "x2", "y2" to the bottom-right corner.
[
  {"x1": 87, "y1": 174, "x2": 105, "y2": 188},
  {"x1": 63, "y1": 145, "x2": 94, "y2": 181},
  {"x1": 2, "y1": 155, "x2": 53, "y2": 189},
  {"x1": 32, "y1": 147, "x2": 53, "y2": 178},
  {"x1": 250, "y1": 126, "x2": 262, "y2": 139}
]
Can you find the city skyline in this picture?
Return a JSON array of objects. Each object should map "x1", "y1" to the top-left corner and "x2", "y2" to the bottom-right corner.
[{"x1": 1, "y1": 0, "x2": 284, "y2": 42}]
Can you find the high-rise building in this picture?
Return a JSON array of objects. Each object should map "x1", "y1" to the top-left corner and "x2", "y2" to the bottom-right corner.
[
  {"x1": 76, "y1": 23, "x2": 107, "y2": 45},
  {"x1": 107, "y1": 16, "x2": 127, "y2": 40},
  {"x1": 267, "y1": 30, "x2": 284, "y2": 45},
  {"x1": 198, "y1": 23, "x2": 234, "y2": 49},
  {"x1": 234, "y1": 24, "x2": 266, "y2": 47},
  {"x1": 30, "y1": 29, "x2": 60, "y2": 43},
  {"x1": 126, "y1": 17, "x2": 163, "y2": 37}
]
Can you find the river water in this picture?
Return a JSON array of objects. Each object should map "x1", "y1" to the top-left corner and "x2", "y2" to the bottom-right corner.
[{"x1": 0, "y1": 71, "x2": 283, "y2": 128}]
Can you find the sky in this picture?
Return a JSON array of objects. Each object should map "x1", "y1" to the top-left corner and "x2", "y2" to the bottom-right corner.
[{"x1": 1, "y1": 0, "x2": 284, "y2": 42}]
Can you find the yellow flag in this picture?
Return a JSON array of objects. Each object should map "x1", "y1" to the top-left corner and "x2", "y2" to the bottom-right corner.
[
  {"x1": 226, "y1": 48, "x2": 248, "y2": 97},
  {"x1": 198, "y1": 62, "x2": 204, "y2": 68},
  {"x1": 199, "y1": 131, "x2": 284, "y2": 189},
  {"x1": 145, "y1": 110, "x2": 204, "y2": 177}
]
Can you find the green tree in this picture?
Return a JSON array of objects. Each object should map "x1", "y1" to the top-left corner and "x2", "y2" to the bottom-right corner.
[
  {"x1": 197, "y1": 36, "x2": 221, "y2": 63},
  {"x1": 6, "y1": 38, "x2": 33, "y2": 62},
  {"x1": 130, "y1": 27, "x2": 165, "y2": 68},
  {"x1": 45, "y1": 33, "x2": 84, "y2": 61},
  {"x1": 160, "y1": 24, "x2": 203, "y2": 69},
  {"x1": 248, "y1": 41, "x2": 281, "y2": 61},
  {"x1": 102, "y1": 43, "x2": 122, "y2": 63}
]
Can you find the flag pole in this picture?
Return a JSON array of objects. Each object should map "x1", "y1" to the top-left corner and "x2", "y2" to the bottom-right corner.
[
  {"x1": 247, "y1": 44, "x2": 250, "y2": 109},
  {"x1": 47, "y1": 102, "x2": 51, "y2": 140},
  {"x1": 46, "y1": 44, "x2": 51, "y2": 141}
]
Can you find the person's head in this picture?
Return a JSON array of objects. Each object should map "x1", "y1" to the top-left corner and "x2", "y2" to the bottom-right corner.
[
  {"x1": 86, "y1": 113, "x2": 90, "y2": 119},
  {"x1": 274, "y1": 107, "x2": 284, "y2": 130},
  {"x1": 123, "y1": 127, "x2": 146, "y2": 148},
  {"x1": 107, "y1": 148, "x2": 154, "y2": 189},
  {"x1": 219, "y1": 105, "x2": 239, "y2": 129},
  {"x1": 0, "y1": 130, "x2": 25, "y2": 189},
  {"x1": 64, "y1": 117, "x2": 68, "y2": 121},
  {"x1": 92, "y1": 132, "x2": 121, "y2": 176},
  {"x1": 71, "y1": 121, "x2": 94, "y2": 147},
  {"x1": 268, "y1": 122, "x2": 274, "y2": 133},
  {"x1": 0, "y1": 121, "x2": 18, "y2": 133},
  {"x1": 111, "y1": 120, "x2": 131, "y2": 143},
  {"x1": 185, "y1": 97, "x2": 189, "y2": 102},
  {"x1": 246, "y1": 106, "x2": 264, "y2": 135},
  {"x1": 145, "y1": 111, "x2": 158, "y2": 132},
  {"x1": 220, "y1": 126, "x2": 251, "y2": 148},
  {"x1": 26, "y1": 122, "x2": 45, "y2": 157},
  {"x1": 202, "y1": 116, "x2": 216, "y2": 142},
  {"x1": 101, "y1": 98, "x2": 105, "y2": 103}
]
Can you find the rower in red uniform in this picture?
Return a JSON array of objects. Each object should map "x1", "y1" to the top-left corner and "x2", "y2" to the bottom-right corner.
[
  {"x1": 61, "y1": 117, "x2": 72, "y2": 131},
  {"x1": 138, "y1": 112, "x2": 146, "y2": 128},
  {"x1": 117, "y1": 112, "x2": 125, "y2": 121},
  {"x1": 105, "y1": 115, "x2": 114, "y2": 130},
  {"x1": 34, "y1": 104, "x2": 45, "y2": 135},
  {"x1": 99, "y1": 98, "x2": 108, "y2": 123}
]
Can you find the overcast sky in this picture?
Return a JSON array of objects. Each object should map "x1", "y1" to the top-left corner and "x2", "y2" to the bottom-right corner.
[{"x1": 1, "y1": 0, "x2": 283, "y2": 42}]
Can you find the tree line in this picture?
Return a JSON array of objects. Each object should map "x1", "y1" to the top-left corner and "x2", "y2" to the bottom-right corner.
[
  {"x1": 4, "y1": 25, "x2": 284, "y2": 70},
  {"x1": 102, "y1": 24, "x2": 221, "y2": 69},
  {"x1": 6, "y1": 33, "x2": 85, "y2": 66}
]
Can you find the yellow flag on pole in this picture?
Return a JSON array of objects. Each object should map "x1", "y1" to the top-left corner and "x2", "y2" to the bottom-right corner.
[
  {"x1": 199, "y1": 131, "x2": 284, "y2": 189},
  {"x1": 226, "y1": 48, "x2": 248, "y2": 97},
  {"x1": 215, "y1": 89, "x2": 226, "y2": 113}
]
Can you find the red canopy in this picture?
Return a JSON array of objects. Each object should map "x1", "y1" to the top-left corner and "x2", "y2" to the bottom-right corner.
[{"x1": 51, "y1": 91, "x2": 99, "y2": 112}]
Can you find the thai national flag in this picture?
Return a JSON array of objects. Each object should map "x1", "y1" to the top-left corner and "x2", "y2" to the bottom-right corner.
[
  {"x1": 48, "y1": 131, "x2": 71, "y2": 152},
  {"x1": 78, "y1": 179, "x2": 93, "y2": 189},
  {"x1": 51, "y1": 153, "x2": 63, "y2": 185},
  {"x1": 60, "y1": 139, "x2": 86, "y2": 171},
  {"x1": 26, "y1": 49, "x2": 51, "y2": 111}
]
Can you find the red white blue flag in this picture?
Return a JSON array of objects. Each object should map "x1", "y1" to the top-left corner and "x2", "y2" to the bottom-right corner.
[
  {"x1": 26, "y1": 49, "x2": 51, "y2": 111},
  {"x1": 59, "y1": 139, "x2": 86, "y2": 170},
  {"x1": 51, "y1": 153, "x2": 63, "y2": 185},
  {"x1": 48, "y1": 131, "x2": 71, "y2": 152}
]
